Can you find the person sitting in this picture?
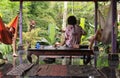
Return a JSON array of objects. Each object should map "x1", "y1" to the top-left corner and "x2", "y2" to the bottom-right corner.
[
  {"x1": 62, "y1": 15, "x2": 86, "y2": 48},
  {"x1": 61, "y1": 15, "x2": 87, "y2": 65}
]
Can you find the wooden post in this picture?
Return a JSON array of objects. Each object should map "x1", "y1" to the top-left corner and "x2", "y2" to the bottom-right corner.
[
  {"x1": 19, "y1": 0, "x2": 23, "y2": 64},
  {"x1": 111, "y1": 0, "x2": 117, "y2": 53},
  {"x1": 19, "y1": 0, "x2": 23, "y2": 45},
  {"x1": 94, "y1": 0, "x2": 98, "y2": 68}
]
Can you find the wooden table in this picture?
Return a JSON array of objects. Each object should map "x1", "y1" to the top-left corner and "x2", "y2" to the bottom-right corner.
[{"x1": 27, "y1": 46, "x2": 94, "y2": 64}]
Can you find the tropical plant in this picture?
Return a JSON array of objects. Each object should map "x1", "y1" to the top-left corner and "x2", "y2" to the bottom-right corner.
[
  {"x1": 0, "y1": 43, "x2": 12, "y2": 56},
  {"x1": 22, "y1": 28, "x2": 42, "y2": 48}
]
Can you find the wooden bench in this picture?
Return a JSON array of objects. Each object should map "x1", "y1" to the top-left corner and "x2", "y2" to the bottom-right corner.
[{"x1": 27, "y1": 45, "x2": 95, "y2": 65}]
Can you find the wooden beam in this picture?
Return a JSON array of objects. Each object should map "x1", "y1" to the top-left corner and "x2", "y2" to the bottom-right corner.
[{"x1": 10, "y1": 0, "x2": 110, "y2": 2}]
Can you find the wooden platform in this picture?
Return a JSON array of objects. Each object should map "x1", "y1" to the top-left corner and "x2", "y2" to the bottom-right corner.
[
  {"x1": 0, "y1": 63, "x2": 16, "y2": 78},
  {"x1": 7, "y1": 64, "x2": 103, "y2": 78},
  {"x1": 7, "y1": 63, "x2": 34, "y2": 76}
]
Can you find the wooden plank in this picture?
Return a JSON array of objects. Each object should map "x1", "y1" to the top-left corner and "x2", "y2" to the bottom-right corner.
[
  {"x1": 25, "y1": 65, "x2": 40, "y2": 76},
  {"x1": 7, "y1": 63, "x2": 34, "y2": 76},
  {"x1": 27, "y1": 48, "x2": 94, "y2": 56},
  {"x1": 36, "y1": 65, "x2": 67, "y2": 76},
  {"x1": 67, "y1": 65, "x2": 101, "y2": 77},
  {"x1": 7, "y1": 64, "x2": 102, "y2": 77},
  {"x1": 29, "y1": 65, "x2": 101, "y2": 77},
  {"x1": 0, "y1": 63, "x2": 15, "y2": 78},
  {"x1": 37, "y1": 65, "x2": 50, "y2": 76},
  {"x1": 0, "y1": 63, "x2": 13, "y2": 75},
  {"x1": 47, "y1": 65, "x2": 67, "y2": 76}
]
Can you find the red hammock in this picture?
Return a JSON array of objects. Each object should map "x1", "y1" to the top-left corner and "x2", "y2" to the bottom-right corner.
[{"x1": 0, "y1": 15, "x2": 18, "y2": 44}]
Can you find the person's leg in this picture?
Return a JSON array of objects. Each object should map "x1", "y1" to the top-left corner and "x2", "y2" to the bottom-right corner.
[
  {"x1": 69, "y1": 56, "x2": 72, "y2": 65},
  {"x1": 12, "y1": 38, "x2": 18, "y2": 57},
  {"x1": 89, "y1": 36, "x2": 95, "y2": 50}
]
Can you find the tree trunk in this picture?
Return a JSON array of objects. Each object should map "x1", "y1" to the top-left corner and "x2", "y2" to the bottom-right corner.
[{"x1": 61, "y1": 2, "x2": 67, "y2": 43}]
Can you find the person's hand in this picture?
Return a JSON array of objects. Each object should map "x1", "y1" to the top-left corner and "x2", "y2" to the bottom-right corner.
[{"x1": 54, "y1": 42, "x2": 61, "y2": 48}]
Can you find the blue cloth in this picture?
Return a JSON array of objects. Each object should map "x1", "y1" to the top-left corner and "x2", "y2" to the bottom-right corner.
[{"x1": 35, "y1": 42, "x2": 40, "y2": 49}]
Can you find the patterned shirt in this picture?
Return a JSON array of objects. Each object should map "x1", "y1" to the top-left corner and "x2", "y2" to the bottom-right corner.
[{"x1": 65, "y1": 25, "x2": 86, "y2": 48}]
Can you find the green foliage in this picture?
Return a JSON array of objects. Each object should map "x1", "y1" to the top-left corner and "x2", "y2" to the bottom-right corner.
[
  {"x1": 48, "y1": 24, "x2": 56, "y2": 44},
  {"x1": 22, "y1": 28, "x2": 42, "y2": 46},
  {"x1": 0, "y1": 1, "x2": 97, "y2": 46},
  {"x1": 97, "y1": 52, "x2": 109, "y2": 68},
  {"x1": 0, "y1": 43, "x2": 12, "y2": 55},
  {"x1": 0, "y1": 0, "x2": 19, "y2": 23}
]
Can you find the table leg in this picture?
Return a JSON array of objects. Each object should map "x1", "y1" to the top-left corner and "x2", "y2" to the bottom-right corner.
[
  {"x1": 27, "y1": 52, "x2": 32, "y2": 63},
  {"x1": 36, "y1": 56, "x2": 39, "y2": 64},
  {"x1": 83, "y1": 55, "x2": 91, "y2": 65},
  {"x1": 69, "y1": 56, "x2": 72, "y2": 65},
  {"x1": 27, "y1": 55, "x2": 32, "y2": 63}
]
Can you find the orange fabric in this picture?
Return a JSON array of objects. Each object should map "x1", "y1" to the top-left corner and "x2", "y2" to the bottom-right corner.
[
  {"x1": 7, "y1": 15, "x2": 18, "y2": 29},
  {"x1": 0, "y1": 15, "x2": 19, "y2": 44},
  {"x1": 0, "y1": 16, "x2": 6, "y2": 30},
  {"x1": 7, "y1": 15, "x2": 19, "y2": 39},
  {"x1": 0, "y1": 16, "x2": 12, "y2": 44}
]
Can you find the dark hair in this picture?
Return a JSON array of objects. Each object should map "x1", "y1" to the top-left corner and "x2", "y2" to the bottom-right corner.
[{"x1": 67, "y1": 16, "x2": 77, "y2": 25}]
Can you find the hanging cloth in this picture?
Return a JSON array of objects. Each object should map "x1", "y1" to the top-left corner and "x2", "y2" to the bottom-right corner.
[
  {"x1": 0, "y1": 15, "x2": 18, "y2": 44},
  {"x1": 97, "y1": 9, "x2": 105, "y2": 29},
  {"x1": 0, "y1": 16, "x2": 12, "y2": 44},
  {"x1": 7, "y1": 15, "x2": 19, "y2": 40},
  {"x1": 101, "y1": 4, "x2": 112, "y2": 44},
  {"x1": 97, "y1": 3, "x2": 112, "y2": 44}
]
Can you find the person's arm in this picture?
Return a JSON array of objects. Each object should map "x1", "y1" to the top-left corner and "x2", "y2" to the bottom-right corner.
[
  {"x1": 80, "y1": 26, "x2": 87, "y2": 35},
  {"x1": 89, "y1": 35, "x2": 95, "y2": 50},
  {"x1": 94, "y1": 29, "x2": 102, "y2": 41}
]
